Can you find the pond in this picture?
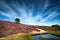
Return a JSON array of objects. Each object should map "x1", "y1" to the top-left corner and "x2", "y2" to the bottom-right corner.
[{"x1": 32, "y1": 34, "x2": 60, "y2": 40}]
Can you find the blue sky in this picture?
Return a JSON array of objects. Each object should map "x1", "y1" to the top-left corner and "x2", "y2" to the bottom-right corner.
[{"x1": 0, "y1": 0, "x2": 60, "y2": 26}]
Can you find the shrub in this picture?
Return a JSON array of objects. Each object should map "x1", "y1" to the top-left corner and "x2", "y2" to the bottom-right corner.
[
  {"x1": 51, "y1": 24, "x2": 60, "y2": 30},
  {"x1": 51, "y1": 24, "x2": 60, "y2": 27},
  {"x1": 15, "y1": 18, "x2": 20, "y2": 24}
]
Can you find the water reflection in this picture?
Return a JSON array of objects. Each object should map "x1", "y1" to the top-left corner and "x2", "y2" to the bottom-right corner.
[{"x1": 32, "y1": 34, "x2": 60, "y2": 40}]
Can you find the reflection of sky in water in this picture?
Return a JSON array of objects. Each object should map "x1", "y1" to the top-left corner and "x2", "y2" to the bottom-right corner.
[
  {"x1": 32, "y1": 34, "x2": 60, "y2": 40},
  {"x1": 40, "y1": 34, "x2": 60, "y2": 38},
  {"x1": 32, "y1": 35, "x2": 41, "y2": 40}
]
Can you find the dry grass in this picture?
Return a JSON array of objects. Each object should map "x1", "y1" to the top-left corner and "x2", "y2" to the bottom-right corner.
[
  {"x1": 30, "y1": 28, "x2": 47, "y2": 35},
  {"x1": 38, "y1": 26, "x2": 60, "y2": 36}
]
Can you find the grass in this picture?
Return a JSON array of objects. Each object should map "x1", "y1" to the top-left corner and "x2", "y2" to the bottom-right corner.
[
  {"x1": 22, "y1": 33, "x2": 32, "y2": 40},
  {"x1": 41, "y1": 38, "x2": 60, "y2": 40},
  {"x1": 0, "y1": 26, "x2": 60, "y2": 40},
  {"x1": 37, "y1": 26, "x2": 60, "y2": 36},
  {"x1": 1, "y1": 33, "x2": 32, "y2": 40}
]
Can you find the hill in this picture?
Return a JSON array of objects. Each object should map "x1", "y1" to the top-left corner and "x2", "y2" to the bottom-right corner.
[
  {"x1": 0, "y1": 20, "x2": 36, "y2": 37},
  {"x1": 0, "y1": 20, "x2": 60, "y2": 37}
]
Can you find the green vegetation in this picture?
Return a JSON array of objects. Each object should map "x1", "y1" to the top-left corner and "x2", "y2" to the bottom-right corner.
[
  {"x1": 4, "y1": 33, "x2": 32, "y2": 40},
  {"x1": 15, "y1": 18, "x2": 20, "y2": 24},
  {"x1": 22, "y1": 34, "x2": 32, "y2": 40},
  {"x1": 51, "y1": 24, "x2": 60, "y2": 31},
  {"x1": 51, "y1": 24, "x2": 60, "y2": 27},
  {"x1": 37, "y1": 26, "x2": 60, "y2": 36},
  {"x1": 41, "y1": 38, "x2": 60, "y2": 40},
  {"x1": 47, "y1": 27, "x2": 60, "y2": 36}
]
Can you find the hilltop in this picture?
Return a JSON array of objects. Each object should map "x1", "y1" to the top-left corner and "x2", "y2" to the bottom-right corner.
[
  {"x1": 0, "y1": 20, "x2": 60, "y2": 37},
  {"x1": 0, "y1": 20, "x2": 37, "y2": 37}
]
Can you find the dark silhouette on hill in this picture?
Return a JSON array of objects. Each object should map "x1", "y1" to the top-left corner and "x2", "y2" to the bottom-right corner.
[{"x1": 15, "y1": 18, "x2": 20, "y2": 24}]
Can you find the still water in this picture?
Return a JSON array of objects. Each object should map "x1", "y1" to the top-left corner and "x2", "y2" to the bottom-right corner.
[{"x1": 32, "y1": 34, "x2": 60, "y2": 40}]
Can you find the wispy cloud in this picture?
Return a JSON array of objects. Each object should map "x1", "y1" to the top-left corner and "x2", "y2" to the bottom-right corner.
[
  {"x1": 0, "y1": 12, "x2": 11, "y2": 18},
  {"x1": 40, "y1": 5, "x2": 60, "y2": 22},
  {"x1": 0, "y1": 1, "x2": 18, "y2": 16},
  {"x1": 44, "y1": 0, "x2": 49, "y2": 8},
  {"x1": 18, "y1": 6, "x2": 42, "y2": 25},
  {"x1": 0, "y1": 0, "x2": 60, "y2": 26},
  {"x1": 40, "y1": 12, "x2": 57, "y2": 22}
]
